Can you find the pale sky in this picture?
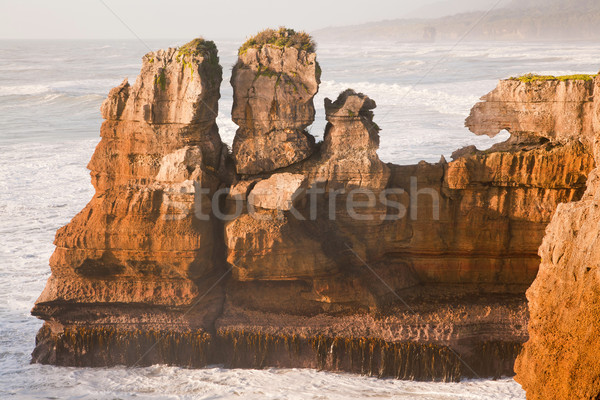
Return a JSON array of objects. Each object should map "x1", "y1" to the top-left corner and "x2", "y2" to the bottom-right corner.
[{"x1": 1, "y1": 0, "x2": 502, "y2": 40}]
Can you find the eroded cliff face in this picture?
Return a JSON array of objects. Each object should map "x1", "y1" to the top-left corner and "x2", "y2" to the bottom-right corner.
[
  {"x1": 31, "y1": 38, "x2": 595, "y2": 382},
  {"x1": 513, "y1": 76, "x2": 600, "y2": 400}
]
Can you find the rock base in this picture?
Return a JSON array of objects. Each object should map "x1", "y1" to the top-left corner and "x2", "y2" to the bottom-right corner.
[{"x1": 33, "y1": 324, "x2": 521, "y2": 382}]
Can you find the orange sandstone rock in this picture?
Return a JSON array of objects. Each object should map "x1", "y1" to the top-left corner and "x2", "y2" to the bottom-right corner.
[
  {"x1": 514, "y1": 76, "x2": 600, "y2": 400},
  {"x1": 30, "y1": 38, "x2": 596, "y2": 382},
  {"x1": 32, "y1": 38, "x2": 227, "y2": 324},
  {"x1": 230, "y1": 31, "x2": 320, "y2": 174}
]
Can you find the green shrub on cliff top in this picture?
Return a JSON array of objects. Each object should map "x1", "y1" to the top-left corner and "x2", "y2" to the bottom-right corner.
[
  {"x1": 239, "y1": 27, "x2": 316, "y2": 56},
  {"x1": 177, "y1": 38, "x2": 220, "y2": 68},
  {"x1": 177, "y1": 38, "x2": 218, "y2": 59},
  {"x1": 510, "y1": 73, "x2": 597, "y2": 83}
]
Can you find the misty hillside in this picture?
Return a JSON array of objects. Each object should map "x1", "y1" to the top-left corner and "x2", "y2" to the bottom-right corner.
[
  {"x1": 403, "y1": 0, "x2": 499, "y2": 19},
  {"x1": 313, "y1": 0, "x2": 600, "y2": 42},
  {"x1": 508, "y1": 0, "x2": 598, "y2": 10}
]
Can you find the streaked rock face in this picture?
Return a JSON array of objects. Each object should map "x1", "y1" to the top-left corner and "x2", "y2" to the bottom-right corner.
[{"x1": 230, "y1": 44, "x2": 320, "y2": 174}]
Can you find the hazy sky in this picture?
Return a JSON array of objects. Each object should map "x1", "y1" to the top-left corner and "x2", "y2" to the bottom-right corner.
[{"x1": 1, "y1": 0, "x2": 502, "y2": 40}]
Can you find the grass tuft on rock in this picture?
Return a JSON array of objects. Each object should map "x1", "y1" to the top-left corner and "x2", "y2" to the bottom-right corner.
[
  {"x1": 509, "y1": 73, "x2": 597, "y2": 83},
  {"x1": 239, "y1": 27, "x2": 316, "y2": 56}
]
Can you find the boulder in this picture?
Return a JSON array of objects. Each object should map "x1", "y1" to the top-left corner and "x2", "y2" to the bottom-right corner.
[{"x1": 248, "y1": 173, "x2": 306, "y2": 211}]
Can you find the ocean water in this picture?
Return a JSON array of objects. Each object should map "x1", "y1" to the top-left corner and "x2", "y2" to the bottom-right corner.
[{"x1": 1, "y1": 38, "x2": 599, "y2": 399}]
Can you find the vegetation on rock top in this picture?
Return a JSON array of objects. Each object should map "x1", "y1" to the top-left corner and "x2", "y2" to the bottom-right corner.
[
  {"x1": 509, "y1": 73, "x2": 597, "y2": 83},
  {"x1": 175, "y1": 38, "x2": 221, "y2": 81},
  {"x1": 239, "y1": 27, "x2": 316, "y2": 56},
  {"x1": 177, "y1": 38, "x2": 218, "y2": 60}
]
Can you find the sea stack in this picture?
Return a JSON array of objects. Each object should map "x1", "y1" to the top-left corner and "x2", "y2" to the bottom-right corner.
[
  {"x1": 31, "y1": 38, "x2": 228, "y2": 365},
  {"x1": 230, "y1": 28, "x2": 320, "y2": 174},
  {"x1": 30, "y1": 33, "x2": 596, "y2": 384}
]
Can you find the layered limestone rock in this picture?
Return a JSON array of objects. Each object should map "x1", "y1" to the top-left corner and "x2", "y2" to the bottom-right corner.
[
  {"x1": 31, "y1": 38, "x2": 228, "y2": 364},
  {"x1": 316, "y1": 89, "x2": 389, "y2": 189},
  {"x1": 223, "y1": 85, "x2": 592, "y2": 306},
  {"x1": 514, "y1": 75, "x2": 600, "y2": 400},
  {"x1": 224, "y1": 89, "x2": 390, "y2": 289},
  {"x1": 230, "y1": 28, "x2": 320, "y2": 174},
  {"x1": 218, "y1": 84, "x2": 592, "y2": 379},
  {"x1": 31, "y1": 38, "x2": 596, "y2": 383}
]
